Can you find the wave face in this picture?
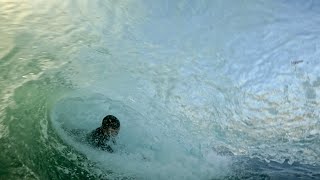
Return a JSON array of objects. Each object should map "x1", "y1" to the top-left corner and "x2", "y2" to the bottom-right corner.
[{"x1": 0, "y1": 0, "x2": 319, "y2": 179}]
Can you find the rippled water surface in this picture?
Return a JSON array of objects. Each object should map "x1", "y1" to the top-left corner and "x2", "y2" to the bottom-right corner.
[{"x1": 0, "y1": 0, "x2": 319, "y2": 179}]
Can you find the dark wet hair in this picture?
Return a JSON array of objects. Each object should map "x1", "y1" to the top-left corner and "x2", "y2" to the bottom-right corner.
[{"x1": 102, "y1": 115, "x2": 120, "y2": 129}]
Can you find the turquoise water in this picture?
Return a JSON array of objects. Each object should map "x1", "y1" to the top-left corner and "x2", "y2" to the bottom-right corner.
[{"x1": 0, "y1": 0, "x2": 319, "y2": 179}]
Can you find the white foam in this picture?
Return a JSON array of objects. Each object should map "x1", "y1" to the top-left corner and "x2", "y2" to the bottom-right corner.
[{"x1": 51, "y1": 91, "x2": 231, "y2": 179}]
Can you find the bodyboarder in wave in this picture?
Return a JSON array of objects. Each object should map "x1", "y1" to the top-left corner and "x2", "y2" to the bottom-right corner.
[{"x1": 86, "y1": 115, "x2": 120, "y2": 153}]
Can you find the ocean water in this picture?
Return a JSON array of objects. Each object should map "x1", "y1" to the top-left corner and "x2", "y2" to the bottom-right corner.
[{"x1": 0, "y1": 0, "x2": 319, "y2": 179}]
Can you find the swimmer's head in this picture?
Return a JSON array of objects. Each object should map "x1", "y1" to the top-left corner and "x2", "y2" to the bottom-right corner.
[{"x1": 102, "y1": 115, "x2": 120, "y2": 136}]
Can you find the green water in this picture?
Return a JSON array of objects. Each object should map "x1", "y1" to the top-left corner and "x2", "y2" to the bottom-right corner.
[
  {"x1": 0, "y1": 1, "x2": 97, "y2": 179},
  {"x1": 0, "y1": 79, "x2": 93, "y2": 179}
]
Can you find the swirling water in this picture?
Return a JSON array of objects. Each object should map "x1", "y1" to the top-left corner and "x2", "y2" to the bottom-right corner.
[{"x1": 0, "y1": 0, "x2": 319, "y2": 179}]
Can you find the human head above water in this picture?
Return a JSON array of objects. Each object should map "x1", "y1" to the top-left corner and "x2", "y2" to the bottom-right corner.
[{"x1": 102, "y1": 115, "x2": 120, "y2": 130}]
